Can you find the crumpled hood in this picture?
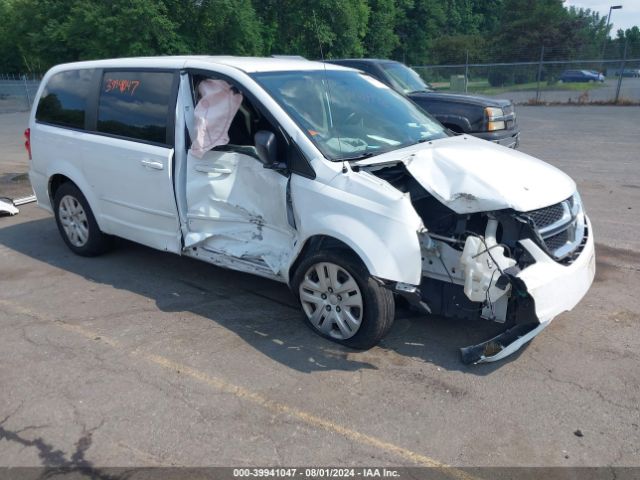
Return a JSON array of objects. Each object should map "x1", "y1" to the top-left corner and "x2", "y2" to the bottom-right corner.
[{"x1": 360, "y1": 135, "x2": 576, "y2": 213}]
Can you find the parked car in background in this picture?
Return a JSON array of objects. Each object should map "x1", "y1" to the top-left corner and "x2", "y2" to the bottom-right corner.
[
  {"x1": 559, "y1": 70, "x2": 605, "y2": 83},
  {"x1": 588, "y1": 70, "x2": 606, "y2": 82},
  {"x1": 328, "y1": 59, "x2": 520, "y2": 149},
  {"x1": 607, "y1": 67, "x2": 640, "y2": 78}
]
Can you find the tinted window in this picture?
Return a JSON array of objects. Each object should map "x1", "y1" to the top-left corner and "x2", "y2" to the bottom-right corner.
[
  {"x1": 97, "y1": 71, "x2": 174, "y2": 144},
  {"x1": 36, "y1": 69, "x2": 94, "y2": 129}
]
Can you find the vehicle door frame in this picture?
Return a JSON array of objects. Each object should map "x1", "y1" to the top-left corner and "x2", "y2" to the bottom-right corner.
[
  {"x1": 175, "y1": 66, "x2": 319, "y2": 279},
  {"x1": 183, "y1": 67, "x2": 315, "y2": 178},
  {"x1": 179, "y1": 66, "x2": 317, "y2": 224}
]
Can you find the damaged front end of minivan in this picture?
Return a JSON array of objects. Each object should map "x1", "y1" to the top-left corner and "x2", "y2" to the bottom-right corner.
[{"x1": 359, "y1": 137, "x2": 596, "y2": 364}]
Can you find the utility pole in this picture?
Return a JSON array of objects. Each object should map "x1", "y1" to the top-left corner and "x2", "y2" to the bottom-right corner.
[
  {"x1": 535, "y1": 45, "x2": 545, "y2": 103},
  {"x1": 614, "y1": 35, "x2": 628, "y2": 103},
  {"x1": 601, "y1": 5, "x2": 623, "y2": 69},
  {"x1": 23, "y1": 74, "x2": 31, "y2": 109},
  {"x1": 464, "y1": 50, "x2": 469, "y2": 93}
]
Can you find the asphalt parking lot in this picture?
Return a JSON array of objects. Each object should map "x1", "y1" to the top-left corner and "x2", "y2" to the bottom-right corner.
[{"x1": 0, "y1": 107, "x2": 639, "y2": 471}]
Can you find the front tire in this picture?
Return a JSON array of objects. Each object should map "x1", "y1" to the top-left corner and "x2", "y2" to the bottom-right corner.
[
  {"x1": 53, "y1": 182, "x2": 113, "y2": 256},
  {"x1": 292, "y1": 250, "x2": 395, "y2": 349}
]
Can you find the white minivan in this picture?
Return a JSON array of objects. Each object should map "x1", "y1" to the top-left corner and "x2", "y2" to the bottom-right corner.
[{"x1": 27, "y1": 56, "x2": 595, "y2": 363}]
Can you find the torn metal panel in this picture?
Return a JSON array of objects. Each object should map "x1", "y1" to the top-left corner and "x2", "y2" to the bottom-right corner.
[
  {"x1": 185, "y1": 244, "x2": 284, "y2": 282},
  {"x1": 184, "y1": 149, "x2": 295, "y2": 277},
  {"x1": 460, "y1": 216, "x2": 596, "y2": 364}
]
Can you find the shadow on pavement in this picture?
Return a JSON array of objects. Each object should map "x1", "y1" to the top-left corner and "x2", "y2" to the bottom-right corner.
[{"x1": 0, "y1": 216, "x2": 527, "y2": 375}]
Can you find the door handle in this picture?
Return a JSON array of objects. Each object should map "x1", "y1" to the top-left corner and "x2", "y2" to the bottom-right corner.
[
  {"x1": 194, "y1": 164, "x2": 233, "y2": 174},
  {"x1": 141, "y1": 159, "x2": 164, "y2": 170}
]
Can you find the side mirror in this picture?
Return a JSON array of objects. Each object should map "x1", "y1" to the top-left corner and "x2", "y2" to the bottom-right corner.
[{"x1": 254, "y1": 130, "x2": 281, "y2": 169}]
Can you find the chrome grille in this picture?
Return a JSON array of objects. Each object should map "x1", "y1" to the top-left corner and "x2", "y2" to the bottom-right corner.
[
  {"x1": 503, "y1": 104, "x2": 516, "y2": 128},
  {"x1": 544, "y1": 229, "x2": 570, "y2": 251},
  {"x1": 524, "y1": 194, "x2": 586, "y2": 263},
  {"x1": 528, "y1": 203, "x2": 564, "y2": 229}
]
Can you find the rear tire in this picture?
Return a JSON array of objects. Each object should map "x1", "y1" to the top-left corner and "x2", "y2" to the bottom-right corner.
[
  {"x1": 292, "y1": 250, "x2": 395, "y2": 349},
  {"x1": 53, "y1": 182, "x2": 113, "y2": 256}
]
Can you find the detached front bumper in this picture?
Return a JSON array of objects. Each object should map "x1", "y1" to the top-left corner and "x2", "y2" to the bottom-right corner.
[{"x1": 462, "y1": 217, "x2": 596, "y2": 364}]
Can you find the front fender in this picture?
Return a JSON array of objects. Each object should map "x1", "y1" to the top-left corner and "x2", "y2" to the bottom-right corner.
[
  {"x1": 295, "y1": 219, "x2": 422, "y2": 285},
  {"x1": 290, "y1": 173, "x2": 423, "y2": 285}
]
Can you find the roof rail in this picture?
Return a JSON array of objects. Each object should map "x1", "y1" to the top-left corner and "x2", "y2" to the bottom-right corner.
[{"x1": 270, "y1": 55, "x2": 308, "y2": 60}]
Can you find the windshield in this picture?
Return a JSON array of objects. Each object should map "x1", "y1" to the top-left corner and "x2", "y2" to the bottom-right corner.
[
  {"x1": 252, "y1": 70, "x2": 447, "y2": 161},
  {"x1": 381, "y1": 63, "x2": 432, "y2": 94}
]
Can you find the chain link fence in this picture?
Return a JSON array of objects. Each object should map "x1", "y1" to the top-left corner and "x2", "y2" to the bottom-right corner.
[
  {"x1": 2, "y1": 54, "x2": 640, "y2": 112},
  {"x1": 412, "y1": 57, "x2": 640, "y2": 105},
  {"x1": 0, "y1": 73, "x2": 42, "y2": 114}
]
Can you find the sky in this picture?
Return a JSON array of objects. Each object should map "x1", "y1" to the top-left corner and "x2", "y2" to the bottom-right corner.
[{"x1": 565, "y1": 1, "x2": 640, "y2": 35}]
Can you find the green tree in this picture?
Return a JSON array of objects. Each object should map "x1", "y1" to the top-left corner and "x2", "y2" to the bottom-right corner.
[
  {"x1": 187, "y1": 0, "x2": 263, "y2": 56},
  {"x1": 565, "y1": 7, "x2": 607, "y2": 59},
  {"x1": 442, "y1": 0, "x2": 481, "y2": 35},
  {"x1": 614, "y1": 26, "x2": 640, "y2": 59},
  {"x1": 472, "y1": 0, "x2": 503, "y2": 35},
  {"x1": 431, "y1": 34, "x2": 488, "y2": 64},
  {"x1": 393, "y1": 0, "x2": 446, "y2": 65},
  {"x1": 363, "y1": 0, "x2": 399, "y2": 58},
  {"x1": 0, "y1": 0, "x2": 23, "y2": 72},
  {"x1": 64, "y1": 0, "x2": 187, "y2": 58},
  {"x1": 4, "y1": 0, "x2": 186, "y2": 72},
  {"x1": 255, "y1": 0, "x2": 369, "y2": 59},
  {"x1": 492, "y1": 0, "x2": 601, "y2": 61}
]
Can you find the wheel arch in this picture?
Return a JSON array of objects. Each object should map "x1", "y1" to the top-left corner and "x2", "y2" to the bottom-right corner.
[
  {"x1": 288, "y1": 235, "x2": 356, "y2": 286},
  {"x1": 436, "y1": 115, "x2": 472, "y2": 133},
  {"x1": 288, "y1": 225, "x2": 421, "y2": 289},
  {"x1": 46, "y1": 166, "x2": 106, "y2": 232},
  {"x1": 48, "y1": 173, "x2": 72, "y2": 203}
]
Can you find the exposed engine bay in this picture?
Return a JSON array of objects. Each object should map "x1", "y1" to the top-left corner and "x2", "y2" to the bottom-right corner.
[{"x1": 364, "y1": 161, "x2": 590, "y2": 363}]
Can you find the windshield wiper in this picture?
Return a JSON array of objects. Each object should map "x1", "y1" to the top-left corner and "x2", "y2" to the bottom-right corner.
[
  {"x1": 398, "y1": 137, "x2": 435, "y2": 150},
  {"x1": 336, "y1": 152, "x2": 375, "y2": 162}
]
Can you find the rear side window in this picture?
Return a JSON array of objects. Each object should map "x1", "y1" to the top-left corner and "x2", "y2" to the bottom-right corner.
[
  {"x1": 36, "y1": 69, "x2": 94, "y2": 129},
  {"x1": 97, "y1": 71, "x2": 174, "y2": 145}
]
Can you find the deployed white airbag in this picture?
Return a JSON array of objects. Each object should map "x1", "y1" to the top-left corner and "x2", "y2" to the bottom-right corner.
[{"x1": 190, "y1": 79, "x2": 243, "y2": 158}]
